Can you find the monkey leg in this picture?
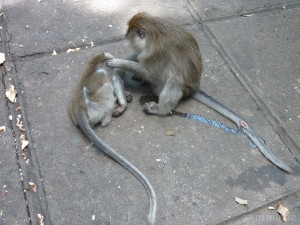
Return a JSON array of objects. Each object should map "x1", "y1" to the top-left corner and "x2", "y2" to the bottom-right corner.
[
  {"x1": 112, "y1": 91, "x2": 132, "y2": 117},
  {"x1": 143, "y1": 79, "x2": 183, "y2": 116},
  {"x1": 112, "y1": 92, "x2": 133, "y2": 117},
  {"x1": 101, "y1": 113, "x2": 112, "y2": 127}
]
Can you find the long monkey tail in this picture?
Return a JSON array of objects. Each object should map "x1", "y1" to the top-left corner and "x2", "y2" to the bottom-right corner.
[
  {"x1": 192, "y1": 90, "x2": 293, "y2": 174},
  {"x1": 77, "y1": 111, "x2": 157, "y2": 224}
]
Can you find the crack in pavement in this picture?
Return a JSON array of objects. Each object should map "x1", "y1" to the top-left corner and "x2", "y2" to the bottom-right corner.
[{"x1": 0, "y1": 5, "x2": 52, "y2": 225}]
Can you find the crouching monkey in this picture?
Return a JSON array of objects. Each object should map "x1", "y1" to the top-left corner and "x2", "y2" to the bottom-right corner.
[{"x1": 69, "y1": 52, "x2": 157, "y2": 224}]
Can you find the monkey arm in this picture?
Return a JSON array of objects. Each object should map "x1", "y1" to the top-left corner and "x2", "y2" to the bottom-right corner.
[
  {"x1": 106, "y1": 59, "x2": 148, "y2": 79},
  {"x1": 124, "y1": 53, "x2": 139, "y2": 62},
  {"x1": 112, "y1": 71, "x2": 127, "y2": 106}
]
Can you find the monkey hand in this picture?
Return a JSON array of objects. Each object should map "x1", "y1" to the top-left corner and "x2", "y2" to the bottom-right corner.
[
  {"x1": 106, "y1": 59, "x2": 124, "y2": 69},
  {"x1": 103, "y1": 52, "x2": 115, "y2": 59}
]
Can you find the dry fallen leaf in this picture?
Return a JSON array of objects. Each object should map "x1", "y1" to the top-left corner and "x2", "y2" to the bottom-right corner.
[
  {"x1": 5, "y1": 85, "x2": 18, "y2": 103},
  {"x1": 0, "y1": 126, "x2": 6, "y2": 132},
  {"x1": 37, "y1": 213, "x2": 44, "y2": 225},
  {"x1": 16, "y1": 118, "x2": 25, "y2": 131},
  {"x1": 21, "y1": 152, "x2": 28, "y2": 160},
  {"x1": 29, "y1": 182, "x2": 37, "y2": 192},
  {"x1": 166, "y1": 131, "x2": 175, "y2": 136},
  {"x1": 241, "y1": 14, "x2": 255, "y2": 17},
  {"x1": 0, "y1": 52, "x2": 5, "y2": 64},
  {"x1": 234, "y1": 197, "x2": 248, "y2": 205},
  {"x1": 52, "y1": 50, "x2": 57, "y2": 56},
  {"x1": 66, "y1": 48, "x2": 80, "y2": 53},
  {"x1": 20, "y1": 134, "x2": 29, "y2": 150},
  {"x1": 277, "y1": 202, "x2": 289, "y2": 222},
  {"x1": 21, "y1": 140, "x2": 29, "y2": 150},
  {"x1": 66, "y1": 49, "x2": 74, "y2": 53}
]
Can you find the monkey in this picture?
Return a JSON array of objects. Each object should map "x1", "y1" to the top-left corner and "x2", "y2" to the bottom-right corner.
[
  {"x1": 106, "y1": 12, "x2": 294, "y2": 174},
  {"x1": 69, "y1": 53, "x2": 157, "y2": 225}
]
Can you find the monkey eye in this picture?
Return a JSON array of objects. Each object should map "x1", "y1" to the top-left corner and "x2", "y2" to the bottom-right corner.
[{"x1": 137, "y1": 28, "x2": 145, "y2": 39}]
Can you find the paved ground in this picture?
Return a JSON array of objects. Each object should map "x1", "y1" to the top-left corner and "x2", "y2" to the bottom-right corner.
[{"x1": 0, "y1": 0, "x2": 300, "y2": 225}]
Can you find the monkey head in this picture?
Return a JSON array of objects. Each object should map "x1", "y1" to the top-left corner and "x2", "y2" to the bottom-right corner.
[
  {"x1": 126, "y1": 12, "x2": 179, "y2": 54},
  {"x1": 126, "y1": 13, "x2": 148, "y2": 53},
  {"x1": 126, "y1": 12, "x2": 170, "y2": 53},
  {"x1": 126, "y1": 28, "x2": 146, "y2": 53}
]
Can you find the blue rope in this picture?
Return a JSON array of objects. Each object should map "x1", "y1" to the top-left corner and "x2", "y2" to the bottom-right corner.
[
  {"x1": 185, "y1": 113, "x2": 239, "y2": 134},
  {"x1": 172, "y1": 110, "x2": 257, "y2": 148}
]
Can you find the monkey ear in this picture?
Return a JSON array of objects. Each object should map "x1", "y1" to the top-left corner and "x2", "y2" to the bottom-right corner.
[{"x1": 137, "y1": 28, "x2": 145, "y2": 39}]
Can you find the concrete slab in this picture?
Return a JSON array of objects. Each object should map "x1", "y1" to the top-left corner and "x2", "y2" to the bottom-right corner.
[
  {"x1": 0, "y1": 75, "x2": 28, "y2": 224},
  {"x1": 14, "y1": 22, "x2": 300, "y2": 224},
  {"x1": 188, "y1": 0, "x2": 299, "y2": 20},
  {"x1": 221, "y1": 188, "x2": 300, "y2": 224},
  {"x1": 206, "y1": 7, "x2": 300, "y2": 149},
  {"x1": 4, "y1": 0, "x2": 193, "y2": 57},
  {"x1": 2, "y1": 0, "x2": 300, "y2": 224}
]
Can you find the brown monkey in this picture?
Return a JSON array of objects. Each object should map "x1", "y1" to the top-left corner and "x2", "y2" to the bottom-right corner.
[
  {"x1": 106, "y1": 12, "x2": 293, "y2": 173},
  {"x1": 69, "y1": 53, "x2": 157, "y2": 225}
]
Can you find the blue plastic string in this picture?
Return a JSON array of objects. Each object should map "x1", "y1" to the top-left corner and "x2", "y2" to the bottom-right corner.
[
  {"x1": 172, "y1": 110, "x2": 257, "y2": 148},
  {"x1": 185, "y1": 113, "x2": 239, "y2": 134}
]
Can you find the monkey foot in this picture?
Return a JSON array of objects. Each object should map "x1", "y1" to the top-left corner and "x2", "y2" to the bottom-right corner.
[
  {"x1": 112, "y1": 105, "x2": 126, "y2": 117},
  {"x1": 143, "y1": 102, "x2": 159, "y2": 115},
  {"x1": 126, "y1": 92, "x2": 133, "y2": 103}
]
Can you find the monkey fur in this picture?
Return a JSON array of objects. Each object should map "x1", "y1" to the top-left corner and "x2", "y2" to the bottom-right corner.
[
  {"x1": 69, "y1": 53, "x2": 157, "y2": 224},
  {"x1": 106, "y1": 12, "x2": 293, "y2": 173}
]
